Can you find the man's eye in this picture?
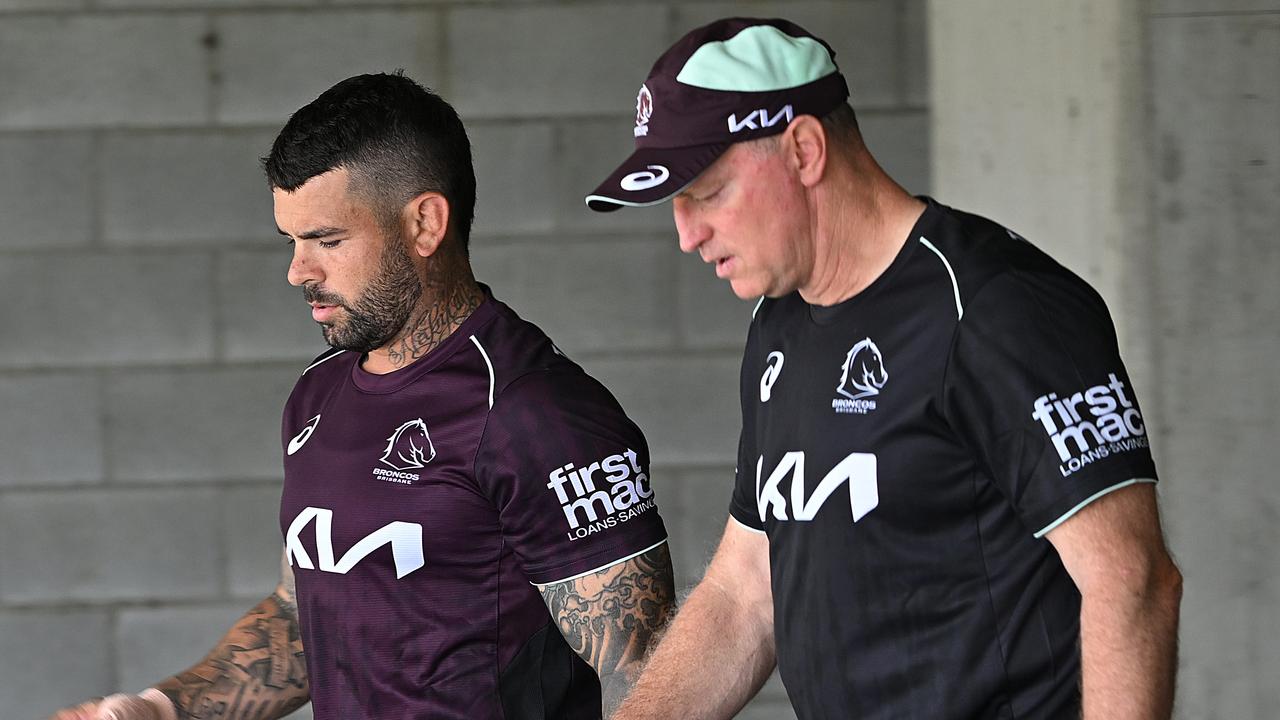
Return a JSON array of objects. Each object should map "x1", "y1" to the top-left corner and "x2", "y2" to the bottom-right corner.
[{"x1": 319, "y1": 239, "x2": 343, "y2": 249}]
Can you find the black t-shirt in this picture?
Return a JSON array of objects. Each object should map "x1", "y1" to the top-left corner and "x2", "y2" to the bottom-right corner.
[{"x1": 730, "y1": 198, "x2": 1158, "y2": 719}]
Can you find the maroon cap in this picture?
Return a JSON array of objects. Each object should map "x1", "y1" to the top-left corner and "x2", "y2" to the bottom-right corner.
[{"x1": 586, "y1": 18, "x2": 849, "y2": 212}]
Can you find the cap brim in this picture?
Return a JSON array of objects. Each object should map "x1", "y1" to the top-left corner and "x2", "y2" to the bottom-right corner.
[{"x1": 585, "y1": 143, "x2": 730, "y2": 212}]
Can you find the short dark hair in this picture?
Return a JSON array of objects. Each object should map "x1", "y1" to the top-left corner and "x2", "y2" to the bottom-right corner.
[
  {"x1": 820, "y1": 103, "x2": 861, "y2": 142},
  {"x1": 264, "y1": 72, "x2": 477, "y2": 252}
]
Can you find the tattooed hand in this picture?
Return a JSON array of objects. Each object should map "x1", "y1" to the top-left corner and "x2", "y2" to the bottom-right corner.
[{"x1": 539, "y1": 543, "x2": 676, "y2": 716}]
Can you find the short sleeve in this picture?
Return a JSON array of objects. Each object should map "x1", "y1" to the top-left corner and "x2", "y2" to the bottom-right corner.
[
  {"x1": 943, "y1": 270, "x2": 1159, "y2": 538},
  {"x1": 729, "y1": 317, "x2": 766, "y2": 531},
  {"x1": 474, "y1": 368, "x2": 667, "y2": 585}
]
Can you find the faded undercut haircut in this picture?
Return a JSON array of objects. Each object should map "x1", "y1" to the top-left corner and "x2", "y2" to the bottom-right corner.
[{"x1": 264, "y1": 71, "x2": 477, "y2": 254}]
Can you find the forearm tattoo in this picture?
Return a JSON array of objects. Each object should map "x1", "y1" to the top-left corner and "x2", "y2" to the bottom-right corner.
[
  {"x1": 154, "y1": 593, "x2": 309, "y2": 720},
  {"x1": 539, "y1": 544, "x2": 676, "y2": 715}
]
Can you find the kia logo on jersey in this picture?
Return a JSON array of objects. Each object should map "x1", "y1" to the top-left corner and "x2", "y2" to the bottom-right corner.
[{"x1": 285, "y1": 506, "x2": 425, "y2": 579}]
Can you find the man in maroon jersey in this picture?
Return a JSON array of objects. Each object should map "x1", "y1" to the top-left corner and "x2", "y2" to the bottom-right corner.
[{"x1": 50, "y1": 72, "x2": 673, "y2": 720}]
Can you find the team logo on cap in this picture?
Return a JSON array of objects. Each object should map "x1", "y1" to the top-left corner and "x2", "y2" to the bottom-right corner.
[{"x1": 634, "y1": 84, "x2": 653, "y2": 137}]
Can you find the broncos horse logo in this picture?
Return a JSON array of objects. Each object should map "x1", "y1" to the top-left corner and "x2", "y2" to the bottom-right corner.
[
  {"x1": 380, "y1": 419, "x2": 436, "y2": 471},
  {"x1": 837, "y1": 338, "x2": 889, "y2": 401}
]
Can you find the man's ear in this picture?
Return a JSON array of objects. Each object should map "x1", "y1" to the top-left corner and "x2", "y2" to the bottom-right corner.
[
  {"x1": 404, "y1": 191, "x2": 451, "y2": 258},
  {"x1": 784, "y1": 114, "x2": 829, "y2": 188}
]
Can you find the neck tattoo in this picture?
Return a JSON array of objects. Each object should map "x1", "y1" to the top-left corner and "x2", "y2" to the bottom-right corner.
[{"x1": 384, "y1": 271, "x2": 484, "y2": 370}]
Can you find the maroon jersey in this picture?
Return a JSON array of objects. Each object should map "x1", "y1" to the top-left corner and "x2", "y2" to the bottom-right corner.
[{"x1": 279, "y1": 290, "x2": 667, "y2": 720}]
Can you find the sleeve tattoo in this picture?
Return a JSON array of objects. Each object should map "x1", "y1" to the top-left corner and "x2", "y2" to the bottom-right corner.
[
  {"x1": 539, "y1": 543, "x2": 677, "y2": 715},
  {"x1": 154, "y1": 591, "x2": 310, "y2": 720}
]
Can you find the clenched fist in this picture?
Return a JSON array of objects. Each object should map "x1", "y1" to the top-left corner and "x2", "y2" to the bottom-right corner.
[{"x1": 49, "y1": 690, "x2": 176, "y2": 720}]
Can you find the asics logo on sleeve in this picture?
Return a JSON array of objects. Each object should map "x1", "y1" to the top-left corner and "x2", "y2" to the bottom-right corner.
[
  {"x1": 760, "y1": 351, "x2": 785, "y2": 402},
  {"x1": 287, "y1": 414, "x2": 321, "y2": 456}
]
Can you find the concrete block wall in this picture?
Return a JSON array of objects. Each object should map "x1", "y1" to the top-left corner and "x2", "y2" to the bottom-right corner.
[{"x1": 0, "y1": 1, "x2": 928, "y2": 718}]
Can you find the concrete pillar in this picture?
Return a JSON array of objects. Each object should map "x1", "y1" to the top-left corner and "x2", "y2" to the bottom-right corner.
[{"x1": 928, "y1": 1, "x2": 1154, "y2": 389}]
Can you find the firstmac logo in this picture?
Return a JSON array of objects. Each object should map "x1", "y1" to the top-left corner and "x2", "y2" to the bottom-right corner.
[
  {"x1": 546, "y1": 449, "x2": 657, "y2": 540},
  {"x1": 1031, "y1": 373, "x2": 1148, "y2": 477}
]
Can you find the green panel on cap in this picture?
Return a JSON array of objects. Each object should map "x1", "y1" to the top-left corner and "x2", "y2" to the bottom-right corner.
[{"x1": 676, "y1": 25, "x2": 837, "y2": 91}]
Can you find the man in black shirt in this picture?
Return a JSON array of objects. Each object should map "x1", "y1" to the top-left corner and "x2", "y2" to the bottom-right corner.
[{"x1": 585, "y1": 17, "x2": 1182, "y2": 720}]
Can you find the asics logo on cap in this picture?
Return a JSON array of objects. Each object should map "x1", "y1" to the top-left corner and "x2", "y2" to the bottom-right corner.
[{"x1": 620, "y1": 165, "x2": 670, "y2": 191}]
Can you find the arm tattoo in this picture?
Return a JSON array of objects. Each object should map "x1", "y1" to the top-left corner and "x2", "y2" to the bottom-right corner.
[
  {"x1": 540, "y1": 543, "x2": 676, "y2": 715},
  {"x1": 154, "y1": 593, "x2": 309, "y2": 720}
]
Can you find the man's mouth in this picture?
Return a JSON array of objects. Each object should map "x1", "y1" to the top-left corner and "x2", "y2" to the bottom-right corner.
[{"x1": 310, "y1": 303, "x2": 339, "y2": 323}]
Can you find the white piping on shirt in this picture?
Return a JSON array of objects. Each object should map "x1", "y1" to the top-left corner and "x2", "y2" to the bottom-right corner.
[
  {"x1": 469, "y1": 335, "x2": 495, "y2": 410},
  {"x1": 918, "y1": 236, "x2": 963, "y2": 321},
  {"x1": 302, "y1": 349, "x2": 346, "y2": 375},
  {"x1": 532, "y1": 538, "x2": 669, "y2": 587}
]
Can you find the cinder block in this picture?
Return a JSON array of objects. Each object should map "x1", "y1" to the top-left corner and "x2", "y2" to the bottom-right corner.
[
  {"x1": 469, "y1": 122, "x2": 557, "y2": 235},
  {"x1": 471, "y1": 236, "x2": 676, "y2": 354},
  {"x1": 0, "y1": 0, "x2": 83, "y2": 9},
  {"x1": 215, "y1": 9, "x2": 443, "y2": 125},
  {"x1": 0, "y1": 610, "x2": 113, "y2": 719},
  {"x1": 100, "y1": 0, "x2": 307, "y2": 6},
  {"x1": 0, "y1": 373, "x2": 104, "y2": 487},
  {"x1": 550, "y1": 119, "x2": 677, "y2": 234},
  {"x1": 0, "y1": 133, "x2": 93, "y2": 249},
  {"x1": 0, "y1": 15, "x2": 207, "y2": 129},
  {"x1": 1151, "y1": 0, "x2": 1280, "y2": 12},
  {"x1": 0, "y1": 253, "x2": 215, "y2": 368},
  {"x1": 448, "y1": 4, "x2": 667, "y2": 117},
  {"x1": 219, "y1": 249, "x2": 329, "y2": 362},
  {"x1": 585, "y1": 354, "x2": 741, "y2": 466},
  {"x1": 223, "y1": 485, "x2": 286, "y2": 598},
  {"x1": 105, "y1": 366, "x2": 299, "y2": 482},
  {"x1": 859, "y1": 110, "x2": 931, "y2": 194},
  {"x1": 116, "y1": 603, "x2": 254, "y2": 692},
  {"x1": 102, "y1": 130, "x2": 277, "y2": 247},
  {"x1": 676, "y1": 254, "x2": 755, "y2": 351},
  {"x1": 648, "y1": 467, "x2": 735, "y2": 589},
  {"x1": 0, "y1": 488, "x2": 220, "y2": 603},
  {"x1": 673, "y1": 1, "x2": 903, "y2": 110},
  {"x1": 902, "y1": 0, "x2": 928, "y2": 107},
  {"x1": 739, "y1": 685, "x2": 798, "y2": 719}
]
